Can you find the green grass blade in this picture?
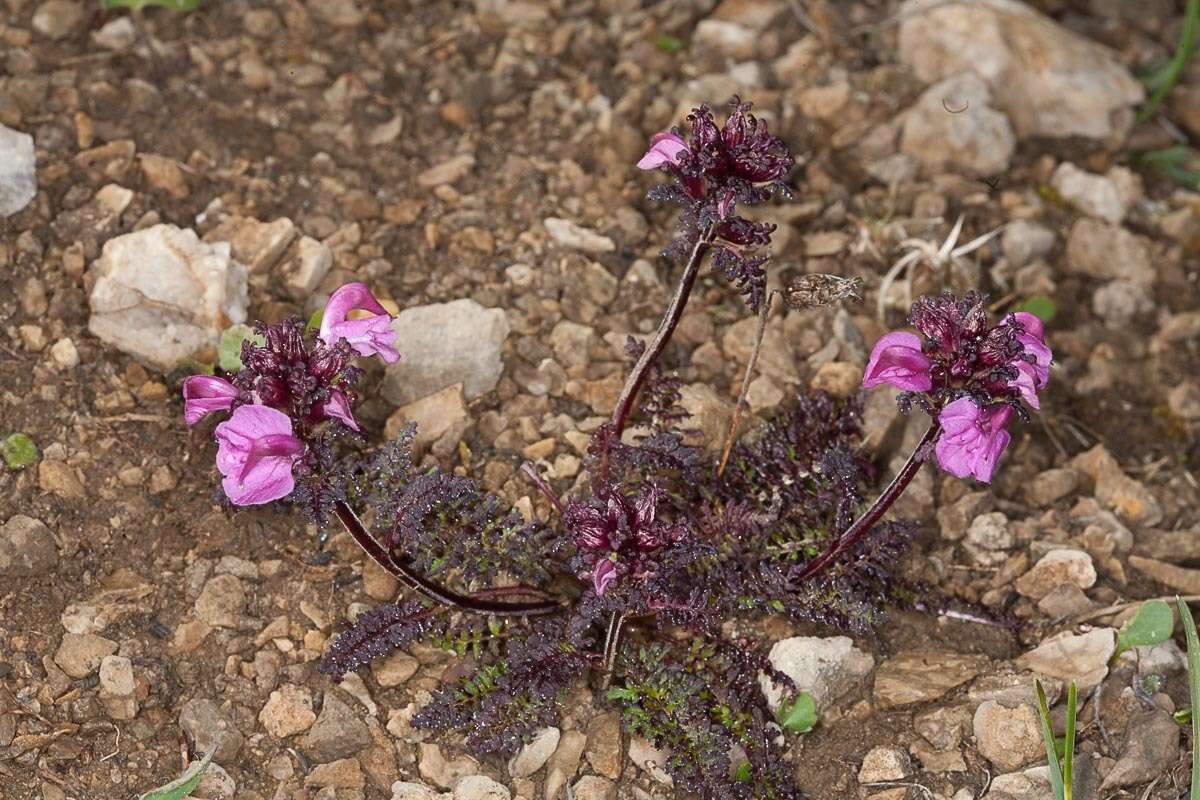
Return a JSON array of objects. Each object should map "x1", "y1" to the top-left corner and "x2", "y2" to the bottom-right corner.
[
  {"x1": 1178, "y1": 597, "x2": 1200, "y2": 800},
  {"x1": 1036, "y1": 680, "x2": 1066, "y2": 800},
  {"x1": 1063, "y1": 681, "x2": 1076, "y2": 800},
  {"x1": 1138, "y1": 0, "x2": 1200, "y2": 121},
  {"x1": 138, "y1": 746, "x2": 214, "y2": 800}
]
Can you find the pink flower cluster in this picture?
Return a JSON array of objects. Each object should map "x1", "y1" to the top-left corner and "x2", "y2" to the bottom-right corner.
[
  {"x1": 182, "y1": 283, "x2": 398, "y2": 505},
  {"x1": 863, "y1": 298, "x2": 1052, "y2": 483}
]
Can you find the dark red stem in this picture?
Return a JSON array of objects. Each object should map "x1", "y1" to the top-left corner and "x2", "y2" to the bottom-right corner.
[
  {"x1": 790, "y1": 422, "x2": 941, "y2": 584},
  {"x1": 610, "y1": 225, "x2": 715, "y2": 437},
  {"x1": 332, "y1": 500, "x2": 561, "y2": 617}
]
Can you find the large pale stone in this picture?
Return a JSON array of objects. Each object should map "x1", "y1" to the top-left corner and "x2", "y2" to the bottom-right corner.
[
  {"x1": 897, "y1": 0, "x2": 1144, "y2": 142},
  {"x1": 382, "y1": 299, "x2": 509, "y2": 405},
  {"x1": 87, "y1": 225, "x2": 248, "y2": 371},
  {"x1": 0, "y1": 124, "x2": 36, "y2": 217}
]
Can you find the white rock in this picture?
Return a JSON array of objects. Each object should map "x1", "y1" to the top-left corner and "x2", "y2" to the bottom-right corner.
[
  {"x1": 0, "y1": 124, "x2": 36, "y2": 217},
  {"x1": 1001, "y1": 221, "x2": 1055, "y2": 268},
  {"x1": 92, "y1": 16, "x2": 136, "y2": 50},
  {"x1": 50, "y1": 338, "x2": 80, "y2": 369},
  {"x1": 88, "y1": 225, "x2": 248, "y2": 371},
  {"x1": 508, "y1": 727, "x2": 560, "y2": 778},
  {"x1": 857, "y1": 746, "x2": 911, "y2": 783},
  {"x1": 1093, "y1": 279, "x2": 1153, "y2": 328},
  {"x1": 452, "y1": 775, "x2": 510, "y2": 800},
  {"x1": 382, "y1": 299, "x2": 509, "y2": 406},
  {"x1": 194, "y1": 763, "x2": 237, "y2": 799},
  {"x1": 1014, "y1": 549, "x2": 1097, "y2": 599},
  {"x1": 760, "y1": 636, "x2": 875, "y2": 712},
  {"x1": 544, "y1": 217, "x2": 615, "y2": 254},
  {"x1": 899, "y1": 72, "x2": 1014, "y2": 177},
  {"x1": 391, "y1": 782, "x2": 447, "y2": 800},
  {"x1": 973, "y1": 700, "x2": 1043, "y2": 772},
  {"x1": 982, "y1": 766, "x2": 1054, "y2": 800},
  {"x1": 897, "y1": 0, "x2": 1144, "y2": 142},
  {"x1": 694, "y1": 19, "x2": 757, "y2": 60},
  {"x1": 1050, "y1": 163, "x2": 1138, "y2": 224},
  {"x1": 32, "y1": 0, "x2": 83, "y2": 39},
  {"x1": 628, "y1": 737, "x2": 673, "y2": 787},
  {"x1": 283, "y1": 236, "x2": 333, "y2": 299},
  {"x1": 1016, "y1": 628, "x2": 1115, "y2": 691},
  {"x1": 418, "y1": 155, "x2": 475, "y2": 188}
]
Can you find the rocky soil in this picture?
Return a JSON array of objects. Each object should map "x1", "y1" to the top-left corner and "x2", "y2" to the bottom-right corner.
[{"x1": 2, "y1": 0, "x2": 1200, "y2": 799}]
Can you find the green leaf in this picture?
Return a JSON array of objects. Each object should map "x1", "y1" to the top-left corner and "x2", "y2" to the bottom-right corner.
[
  {"x1": 305, "y1": 307, "x2": 324, "y2": 335},
  {"x1": 1012, "y1": 296, "x2": 1057, "y2": 325},
  {"x1": 1063, "y1": 682, "x2": 1076, "y2": 800},
  {"x1": 1114, "y1": 599, "x2": 1175, "y2": 660},
  {"x1": 777, "y1": 692, "x2": 817, "y2": 734},
  {"x1": 733, "y1": 762, "x2": 752, "y2": 782},
  {"x1": 1, "y1": 433, "x2": 38, "y2": 470},
  {"x1": 1138, "y1": 146, "x2": 1200, "y2": 191},
  {"x1": 1176, "y1": 707, "x2": 1193, "y2": 725},
  {"x1": 1036, "y1": 680, "x2": 1066, "y2": 800},
  {"x1": 102, "y1": 0, "x2": 202, "y2": 10},
  {"x1": 138, "y1": 746, "x2": 214, "y2": 800},
  {"x1": 218, "y1": 324, "x2": 263, "y2": 373},
  {"x1": 1176, "y1": 597, "x2": 1200, "y2": 800},
  {"x1": 606, "y1": 686, "x2": 640, "y2": 702},
  {"x1": 655, "y1": 33, "x2": 685, "y2": 53},
  {"x1": 1137, "y1": 0, "x2": 1199, "y2": 121}
]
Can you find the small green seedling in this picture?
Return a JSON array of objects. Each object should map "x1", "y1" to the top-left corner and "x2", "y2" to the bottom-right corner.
[
  {"x1": 1138, "y1": 145, "x2": 1200, "y2": 191},
  {"x1": 1112, "y1": 598, "x2": 1175, "y2": 662},
  {"x1": 137, "y1": 746, "x2": 214, "y2": 800},
  {"x1": 101, "y1": 0, "x2": 202, "y2": 10},
  {"x1": 1138, "y1": 0, "x2": 1199, "y2": 121},
  {"x1": 1178, "y1": 597, "x2": 1200, "y2": 800},
  {"x1": 1, "y1": 432, "x2": 38, "y2": 470},
  {"x1": 218, "y1": 324, "x2": 265, "y2": 373},
  {"x1": 656, "y1": 34, "x2": 685, "y2": 53},
  {"x1": 1036, "y1": 679, "x2": 1077, "y2": 800},
  {"x1": 777, "y1": 691, "x2": 817, "y2": 734},
  {"x1": 1011, "y1": 296, "x2": 1057, "y2": 325}
]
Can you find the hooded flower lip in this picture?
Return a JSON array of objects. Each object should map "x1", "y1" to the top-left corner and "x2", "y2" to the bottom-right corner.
[
  {"x1": 1006, "y1": 312, "x2": 1051, "y2": 389},
  {"x1": 935, "y1": 398, "x2": 1012, "y2": 483},
  {"x1": 862, "y1": 332, "x2": 934, "y2": 392},
  {"x1": 214, "y1": 404, "x2": 304, "y2": 505},
  {"x1": 182, "y1": 375, "x2": 240, "y2": 426},
  {"x1": 636, "y1": 131, "x2": 688, "y2": 170},
  {"x1": 319, "y1": 389, "x2": 360, "y2": 431},
  {"x1": 318, "y1": 282, "x2": 400, "y2": 363}
]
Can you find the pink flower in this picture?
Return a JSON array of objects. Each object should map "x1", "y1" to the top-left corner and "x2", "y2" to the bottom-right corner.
[
  {"x1": 1007, "y1": 312, "x2": 1051, "y2": 389},
  {"x1": 862, "y1": 332, "x2": 934, "y2": 392},
  {"x1": 592, "y1": 559, "x2": 618, "y2": 596},
  {"x1": 934, "y1": 398, "x2": 1013, "y2": 483},
  {"x1": 182, "y1": 375, "x2": 240, "y2": 426},
  {"x1": 214, "y1": 404, "x2": 305, "y2": 505},
  {"x1": 320, "y1": 389, "x2": 360, "y2": 431},
  {"x1": 318, "y1": 283, "x2": 400, "y2": 364},
  {"x1": 636, "y1": 131, "x2": 688, "y2": 170}
]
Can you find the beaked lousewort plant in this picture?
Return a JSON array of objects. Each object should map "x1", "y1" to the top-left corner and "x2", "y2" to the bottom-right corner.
[{"x1": 182, "y1": 98, "x2": 1052, "y2": 799}]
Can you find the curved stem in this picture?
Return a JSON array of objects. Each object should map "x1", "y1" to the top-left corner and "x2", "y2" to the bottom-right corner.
[
  {"x1": 610, "y1": 226, "x2": 715, "y2": 437},
  {"x1": 333, "y1": 500, "x2": 561, "y2": 617},
  {"x1": 790, "y1": 421, "x2": 941, "y2": 585},
  {"x1": 717, "y1": 290, "x2": 773, "y2": 478}
]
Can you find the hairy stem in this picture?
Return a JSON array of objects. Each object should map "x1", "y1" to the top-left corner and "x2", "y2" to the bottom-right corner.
[
  {"x1": 610, "y1": 226, "x2": 715, "y2": 437},
  {"x1": 602, "y1": 611, "x2": 627, "y2": 682},
  {"x1": 717, "y1": 290, "x2": 774, "y2": 478},
  {"x1": 333, "y1": 500, "x2": 561, "y2": 616},
  {"x1": 790, "y1": 421, "x2": 941, "y2": 584}
]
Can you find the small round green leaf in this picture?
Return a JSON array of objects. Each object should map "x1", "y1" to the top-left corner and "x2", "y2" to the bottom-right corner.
[
  {"x1": 1012, "y1": 296, "x2": 1057, "y2": 324},
  {"x1": 2, "y1": 433, "x2": 38, "y2": 470},
  {"x1": 777, "y1": 692, "x2": 817, "y2": 733},
  {"x1": 218, "y1": 324, "x2": 264, "y2": 373},
  {"x1": 1115, "y1": 599, "x2": 1175, "y2": 659}
]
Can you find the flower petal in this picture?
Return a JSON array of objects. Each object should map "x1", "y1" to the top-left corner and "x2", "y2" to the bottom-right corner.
[
  {"x1": 934, "y1": 399, "x2": 1012, "y2": 484},
  {"x1": 321, "y1": 390, "x2": 360, "y2": 431},
  {"x1": 636, "y1": 131, "x2": 688, "y2": 170},
  {"x1": 592, "y1": 559, "x2": 618, "y2": 596},
  {"x1": 319, "y1": 282, "x2": 395, "y2": 356},
  {"x1": 182, "y1": 375, "x2": 239, "y2": 426},
  {"x1": 862, "y1": 331, "x2": 933, "y2": 391},
  {"x1": 324, "y1": 316, "x2": 400, "y2": 363}
]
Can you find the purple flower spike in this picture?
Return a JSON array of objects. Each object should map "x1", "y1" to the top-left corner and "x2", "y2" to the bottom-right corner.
[
  {"x1": 320, "y1": 389, "x2": 360, "y2": 431},
  {"x1": 319, "y1": 283, "x2": 401, "y2": 363},
  {"x1": 214, "y1": 404, "x2": 304, "y2": 505},
  {"x1": 182, "y1": 375, "x2": 240, "y2": 426},
  {"x1": 935, "y1": 398, "x2": 1013, "y2": 483},
  {"x1": 862, "y1": 332, "x2": 934, "y2": 391},
  {"x1": 636, "y1": 131, "x2": 688, "y2": 170}
]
